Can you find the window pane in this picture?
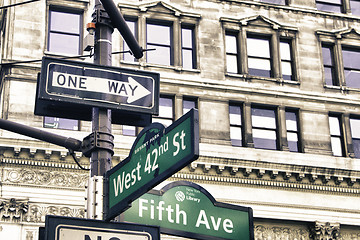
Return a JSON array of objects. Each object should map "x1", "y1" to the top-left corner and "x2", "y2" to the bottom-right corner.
[
  {"x1": 182, "y1": 28, "x2": 193, "y2": 48},
  {"x1": 253, "y1": 129, "x2": 277, "y2": 150},
  {"x1": 350, "y1": 0, "x2": 360, "y2": 15},
  {"x1": 229, "y1": 105, "x2": 242, "y2": 125},
  {"x1": 183, "y1": 99, "x2": 196, "y2": 114},
  {"x1": 50, "y1": 11, "x2": 80, "y2": 34},
  {"x1": 182, "y1": 49, "x2": 193, "y2": 70},
  {"x1": 260, "y1": 0, "x2": 286, "y2": 4},
  {"x1": 287, "y1": 132, "x2": 299, "y2": 152},
  {"x1": 123, "y1": 125, "x2": 136, "y2": 136},
  {"x1": 280, "y1": 42, "x2": 291, "y2": 60},
  {"x1": 44, "y1": 117, "x2": 78, "y2": 130},
  {"x1": 316, "y1": 1, "x2": 343, "y2": 13},
  {"x1": 322, "y1": 46, "x2": 333, "y2": 65},
  {"x1": 329, "y1": 116, "x2": 341, "y2": 135},
  {"x1": 227, "y1": 55, "x2": 238, "y2": 73},
  {"x1": 226, "y1": 34, "x2": 237, "y2": 54},
  {"x1": 342, "y1": 49, "x2": 360, "y2": 69},
  {"x1": 353, "y1": 139, "x2": 360, "y2": 158},
  {"x1": 324, "y1": 67, "x2": 335, "y2": 86},
  {"x1": 248, "y1": 57, "x2": 271, "y2": 77},
  {"x1": 159, "y1": 98, "x2": 173, "y2": 118},
  {"x1": 281, "y1": 62, "x2": 292, "y2": 76},
  {"x1": 331, "y1": 137, "x2": 343, "y2": 156},
  {"x1": 230, "y1": 126, "x2": 242, "y2": 146},
  {"x1": 286, "y1": 111, "x2": 297, "y2": 131},
  {"x1": 344, "y1": 70, "x2": 360, "y2": 88},
  {"x1": 147, "y1": 23, "x2": 170, "y2": 45},
  {"x1": 247, "y1": 37, "x2": 270, "y2": 58},
  {"x1": 49, "y1": 33, "x2": 80, "y2": 55},
  {"x1": 350, "y1": 118, "x2": 360, "y2": 138},
  {"x1": 147, "y1": 45, "x2": 171, "y2": 65},
  {"x1": 252, "y1": 108, "x2": 276, "y2": 128},
  {"x1": 124, "y1": 20, "x2": 136, "y2": 62}
]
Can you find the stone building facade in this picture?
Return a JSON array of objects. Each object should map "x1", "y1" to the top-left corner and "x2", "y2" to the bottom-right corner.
[{"x1": 0, "y1": 0, "x2": 359, "y2": 239}]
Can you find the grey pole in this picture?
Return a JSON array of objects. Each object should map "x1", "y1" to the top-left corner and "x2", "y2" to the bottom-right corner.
[
  {"x1": 91, "y1": 0, "x2": 113, "y2": 177},
  {"x1": 86, "y1": 0, "x2": 114, "y2": 220}
]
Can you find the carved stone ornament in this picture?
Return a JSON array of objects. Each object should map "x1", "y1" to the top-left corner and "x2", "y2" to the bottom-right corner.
[
  {"x1": 0, "y1": 198, "x2": 85, "y2": 223},
  {"x1": 310, "y1": 221, "x2": 340, "y2": 240},
  {"x1": 255, "y1": 224, "x2": 310, "y2": 240}
]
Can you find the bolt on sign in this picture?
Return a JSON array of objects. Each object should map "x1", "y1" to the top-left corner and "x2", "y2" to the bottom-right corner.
[
  {"x1": 120, "y1": 181, "x2": 254, "y2": 240},
  {"x1": 104, "y1": 109, "x2": 199, "y2": 221},
  {"x1": 42, "y1": 215, "x2": 160, "y2": 240}
]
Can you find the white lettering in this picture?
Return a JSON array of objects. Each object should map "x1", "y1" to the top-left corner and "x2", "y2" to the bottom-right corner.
[{"x1": 195, "y1": 210, "x2": 210, "y2": 229}]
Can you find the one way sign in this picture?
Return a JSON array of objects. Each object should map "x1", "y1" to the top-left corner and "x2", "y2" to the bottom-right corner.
[{"x1": 35, "y1": 57, "x2": 159, "y2": 125}]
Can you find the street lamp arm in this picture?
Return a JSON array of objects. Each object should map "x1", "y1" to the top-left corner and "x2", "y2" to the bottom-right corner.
[
  {"x1": 0, "y1": 118, "x2": 82, "y2": 151},
  {"x1": 99, "y1": 0, "x2": 143, "y2": 59}
]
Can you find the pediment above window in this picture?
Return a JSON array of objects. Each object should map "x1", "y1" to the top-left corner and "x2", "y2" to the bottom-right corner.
[
  {"x1": 221, "y1": 15, "x2": 297, "y2": 31},
  {"x1": 119, "y1": 1, "x2": 200, "y2": 18},
  {"x1": 316, "y1": 27, "x2": 360, "y2": 39}
]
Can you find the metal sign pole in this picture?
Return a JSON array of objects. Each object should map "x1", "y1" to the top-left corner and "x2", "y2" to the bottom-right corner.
[{"x1": 86, "y1": 0, "x2": 114, "y2": 220}]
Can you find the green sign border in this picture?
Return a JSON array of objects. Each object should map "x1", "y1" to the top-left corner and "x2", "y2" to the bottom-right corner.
[
  {"x1": 104, "y1": 109, "x2": 199, "y2": 221},
  {"x1": 121, "y1": 181, "x2": 254, "y2": 240}
]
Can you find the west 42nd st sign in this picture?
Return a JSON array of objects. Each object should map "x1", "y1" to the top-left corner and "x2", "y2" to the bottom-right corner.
[{"x1": 105, "y1": 109, "x2": 199, "y2": 221}]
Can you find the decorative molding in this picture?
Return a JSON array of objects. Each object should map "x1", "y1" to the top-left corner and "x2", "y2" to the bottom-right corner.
[
  {"x1": 0, "y1": 198, "x2": 85, "y2": 224},
  {"x1": 310, "y1": 222, "x2": 340, "y2": 240},
  {"x1": 255, "y1": 224, "x2": 310, "y2": 240},
  {"x1": 1, "y1": 167, "x2": 88, "y2": 189}
]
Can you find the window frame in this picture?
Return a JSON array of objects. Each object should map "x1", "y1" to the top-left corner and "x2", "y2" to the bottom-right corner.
[
  {"x1": 222, "y1": 15, "x2": 299, "y2": 83},
  {"x1": 47, "y1": 7, "x2": 83, "y2": 56},
  {"x1": 318, "y1": 28, "x2": 360, "y2": 91},
  {"x1": 119, "y1": 2, "x2": 200, "y2": 70}
]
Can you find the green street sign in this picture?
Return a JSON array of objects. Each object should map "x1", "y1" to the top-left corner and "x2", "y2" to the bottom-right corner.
[
  {"x1": 120, "y1": 181, "x2": 254, "y2": 240},
  {"x1": 104, "y1": 109, "x2": 199, "y2": 221}
]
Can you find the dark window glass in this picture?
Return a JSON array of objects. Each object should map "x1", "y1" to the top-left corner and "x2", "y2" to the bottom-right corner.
[
  {"x1": 350, "y1": 117, "x2": 360, "y2": 158},
  {"x1": 322, "y1": 45, "x2": 337, "y2": 86},
  {"x1": 229, "y1": 104, "x2": 242, "y2": 147},
  {"x1": 124, "y1": 19, "x2": 137, "y2": 62},
  {"x1": 280, "y1": 40, "x2": 294, "y2": 81},
  {"x1": 123, "y1": 125, "x2": 136, "y2": 136},
  {"x1": 225, "y1": 33, "x2": 239, "y2": 73},
  {"x1": 286, "y1": 110, "x2": 299, "y2": 152},
  {"x1": 247, "y1": 36, "x2": 272, "y2": 78},
  {"x1": 153, "y1": 96, "x2": 174, "y2": 127},
  {"x1": 146, "y1": 22, "x2": 172, "y2": 65},
  {"x1": 44, "y1": 117, "x2": 79, "y2": 130},
  {"x1": 251, "y1": 107, "x2": 277, "y2": 150},
  {"x1": 350, "y1": 0, "x2": 360, "y2": 15},
  {"x1": 342, "y1": 47, "x2": 360, "y2": 89},
  {"x1": 182, "y1": 26, "x2": 196, "y2": 69},
  {"x1": 260, "y1": 0, "x2": 286, "y2": 4},
  {"x1": 316, "y1": 0, "x2": 344, "y2": 13},
  {"x1": 183, "y1": 98, "x2": 197, "y2": 114},
  {"x1": 329, "y1": 115, "x2": 344, "y2": 156},
  {"x1": 48, "y1": 9, "x2": 81, "y2": 55}
]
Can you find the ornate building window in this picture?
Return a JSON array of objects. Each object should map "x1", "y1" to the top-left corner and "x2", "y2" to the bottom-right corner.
[
  {"x1": 229, "y1": 103, "x2": 301, "y2": 152},
  {"x1": 44, "y1": 117, "x2": 79, "y2": 131},
  {"x1": 124, "y1": 18, "x2": 137, "y2": 62},
  {"x1": 183, "y1": 97, "x2": 197, "y2": 114},
  {"x1": 350, "y1": 116, "x2": 360, "y2": 158},
  {"x1": 222, "y1": 15, "x2": 298, "y2": 83},
  {"x1": 119, "y1": 1, "x2": 200, "y2": 70},
  {"x1": 318, "y1": 28, "x2": 360, "y2": 91}
]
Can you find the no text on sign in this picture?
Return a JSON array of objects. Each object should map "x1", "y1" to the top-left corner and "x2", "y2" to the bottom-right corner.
[
  {"x1": 43, "y1": 215, "x2": 160, "y2": 240},
  {"x1": 105, "y1": 109, "x2": 199, "y2": 221}
]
